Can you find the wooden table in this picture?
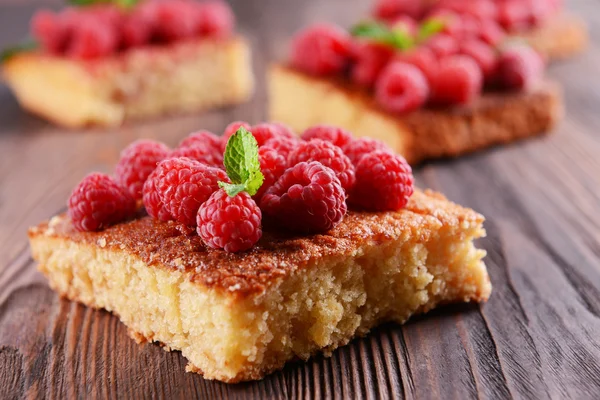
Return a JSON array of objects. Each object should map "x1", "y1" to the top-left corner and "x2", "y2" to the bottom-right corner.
[{"x1": 1, "y1": 0, "x2": 599, "y2": 398}]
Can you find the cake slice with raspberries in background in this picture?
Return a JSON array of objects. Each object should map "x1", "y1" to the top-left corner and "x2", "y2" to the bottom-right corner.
[
  {"x1": 28, "y1": 122, "x2": 491, "y2": 382},
  {"x1": 269, "y1": 0, "x2": 566, "y2": 165},
  {"x1": 2, "y1": 0, "x2": 254, "y2": 128}
]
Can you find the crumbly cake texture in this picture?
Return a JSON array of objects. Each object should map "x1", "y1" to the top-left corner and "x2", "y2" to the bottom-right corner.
[
  {"x1": 2, "y1": 37, "x2": 254, "y2": 128},
  {"x1": 269, "y1": 65, "x2": 563, "y2": 164},
  {"x1": 29, "y1": 189, "x2": 491, "y2": 383},
  {"x1": 518, "y1": 14, "x2": 588, "y2": 60}
]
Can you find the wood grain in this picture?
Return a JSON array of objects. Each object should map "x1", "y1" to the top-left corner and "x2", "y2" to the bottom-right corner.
[{"x1": 1, "y1": 0, "x2": 599, "y2": 398}]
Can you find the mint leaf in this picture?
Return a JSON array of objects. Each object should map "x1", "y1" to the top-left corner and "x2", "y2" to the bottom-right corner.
[
  {"x1": 417, "y1": 18, "x2": 446, "y2": 42},
  {"x1": 1, "y1": 40, "x2": 37, "y2": 63},
  {"x1": 68, "y1": 0, "x2": 139, "y2": 8},
  {"x1": 220, "y1": 127, "x2": 264, "y2": 197},
  {"x1": 351, "y1": 21, "x2": 414, "y2": 51}
]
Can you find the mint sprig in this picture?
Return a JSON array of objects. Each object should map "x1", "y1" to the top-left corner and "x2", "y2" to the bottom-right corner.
[
  {"x1": 417, "y1": 18, "x2": 446, "y2": 42},
  {"x1": 351, "y1": 21, "x2": 414, "y2": 50},
  {"x1": 1, "y1": 40, "x2": 37, "y2": 63},
  {"x1": 219, "y1": 127, "x2": 264, "y2": 197},
  {"x1": 68, "y1": 0, "x2": 139, "y2": 8}
]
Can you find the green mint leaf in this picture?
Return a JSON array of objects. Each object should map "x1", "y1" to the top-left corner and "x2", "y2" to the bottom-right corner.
[
  {"x1": 417, "y1": 18, "x2": 446, "y2": 42},
  {"x1": 221, "y1": 127, "x2": 264, "y2": 197},
  {"x1": 1, "y1": 40, "x2": 37, "y2": 63},
  {"x1": 390, "y1": 28, "x2": 414, "y2": 50},
  {"x1": 351, "y1": 21, "x2": 414, "y2": 51},
  {"x1": 68, "y1": 0, "x2": 139, "y2": 8}
]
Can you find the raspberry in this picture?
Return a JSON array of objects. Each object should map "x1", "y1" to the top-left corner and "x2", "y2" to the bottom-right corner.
[
  {"x1": 497, "y1": 45, "x2": 544, "y2": 90},
  {"x1": 349, "y1": 151, "x2": 414, "y2": 211},
  {"x1": 426, "y1": 33, "x2": 459, "y2": 59},
  {"x1": 197, "y1": 1, "x2": 235, "y2": 38},
  {"x1": 498, "y1": 0, "x2": 530, "y2": 32},
  {"x1": 394, "y1": 47, "x2": 439, "y2": 85},
  {"x1": 270, "y1": 122, "x2": 296, "y2": 139},
  {"x1": 66, "y1": 18, "x2": 119, "y2": 59},
  {"x1": 288, "y1": 139, "x2": 355, "y2": 191},
  {"x1": 197, "y1": 190, "x2": 262, "y2": 253},
  {"x1": 254, "y1": 147, "x2": 289, "y2": 202},
  {"x1": 478, "y1": 21, "x2": 506, "y2": 47},
  {"x1": 179, "y1": 130, "x2": 222, "y2": 153},
  {"x1": 390, "y1": 15, "x2": 418, "y2": 36},
  {"x1": 142, "y1": 168, "x2": 172, "y2": 221},
  {"x1": 31, "y1": 10, "x2": 67, "y2": 54},
  {"x1": 373, "y1": 0, "x2": 422, "y2": 21},
  {"x1": 375, "y1": 61, "x2": 429, "y2": 114},
  {"x1": 151, "y1": 157, "x2": 228, "y2": 226},
  {"x1": 68, "y1": 172, "x2": 136, "y2": 232},
  {"x1": 169, "y1": 146, "x2": 223, "y2": 169},
  {"x1": 121, "y1": 11, "x2": 153, "y2": 48},
  {"x1": 291, "y1": 24, "x2": 353, "y2": 76},
  {"x1": 459, "y1": 39, "x2": 498, "y2": 81},
  {"x1": 261, "y1": 162, "x2": 347, "y2": 233},
  {"x1": 222, "y1": 121, "x2": 251, "y2": 150},
  {"x1": 342, "y1": 137, "x2": 390, "y2": 166},
  {"x1": 238, "y1": 123, "x2": 295, "y2": 148},
  {"x1": 115, "y1": 139, "x2": 170, "y2": 200},
  {"x1": 432, "y1": 55, "x2": 483, "y2": 105},
  {"x1": 262, "y1": 136, "x2": 300, "y2": 160},
  {"x1": 350, "y1": 41, "x2": 395, "y2": 88},
  {"x1": 300, "y1": 125, "x2": 352, "y2": 149},
  {"x1": 153, "y1": 0, "x2": 198, "y2": 42}
]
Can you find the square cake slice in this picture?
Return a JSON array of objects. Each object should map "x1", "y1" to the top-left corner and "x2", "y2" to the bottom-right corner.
[
  {"x1": 3, "y1": 37, "x2": 254, "y2": 128},
  {"x1": 28, "y1": 189, "x2": 491, "y2": 383},
  {"x1": 269, "y1": 65, "x2": 563, "y2": 165}
]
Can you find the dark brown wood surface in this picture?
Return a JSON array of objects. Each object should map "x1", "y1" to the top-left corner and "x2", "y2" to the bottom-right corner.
[{"x1": 1, "y1": 0, "x2": 600, "y2": 398}]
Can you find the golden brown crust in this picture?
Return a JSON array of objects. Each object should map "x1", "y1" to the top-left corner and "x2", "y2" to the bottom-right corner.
[
  {"x1": 28, "y1": 189, "x2": 483, "y2": 298},
  {"x1": 269, "y1": 65, "x2": 563, "y2": 164}
]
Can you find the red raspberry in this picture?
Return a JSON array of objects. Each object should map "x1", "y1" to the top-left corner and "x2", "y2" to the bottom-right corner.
[
  {"x1": 300, "y1": 125, "x2": 352, "y2": 149},
  {"x1": 373, "y1": 0, "x2": 423, "y2": 21},
  {"x1": 342, "y1": 137, "x2": 390, "y2": 166},
  {"x1": 152, "y1": 157, "x2": 228, "y2": 226},
  {"x1": 115, "y1": 139, "x2": 170, "y2": 200},
  {"x1": 271, "y1": 122, "x2": 296, "y2": 139},
  {"x1": 428, "y1": 9, "x2": 462, "y2": 38},
  {"x1": 262, "y1": 136, "x2": 300, "y2": 160},
  {"x1": 459, "y1": 39, "x2": 498, "y2": 81},
  {"x1": 349, "y1": 151, "x2": 414, "y2": 211},
  {"x1": 222, "y1": 121, "x2": 251, "y2": 150},
  {"x1": 350, "y1": 41, "x2": 395, "y2": 88},
  {"x1": 68, "y1": 173, "x2": 136, "y2": 232},
  {"x1": 288, "y1": 139, "x2": 355, "y2": 191},
  {"x1": 497, "y1": 45, "x2": 544, "y2": 90},
  {"x1": 375, "y1": 61, "x2": 429, "y2": 114},
  {"x1": 197, "y1": 190, "x2": 262, "y2": 253},
  {"x1": 497, "y1": 0, "x2": 530, "y2": 32},
  {"x1": 426, "y1": 33, "x2": 459, "y2": 59},
  {"x1": 255, "y1": 147, "x2": 289, "y2": 202},
  {"x1": 478, "y1": 21, "x2": 506, "y2": 47},
  {"x1": 261, "y1": 162, "x2": 347, "y2": 233},
  {"x1": 291, "y1": 24, "x2": 353, "y2": 76},
  {"x1": 142, "y1": 168, "x2": 172, "y2": 221},
  {"x1": 197, "y1": 1, "x2": 235, "y2": 38},
  {"x1": 233, "y1": 123, "x2": 295, "y2": 149},
  {"x1": 31, "y1": 10, "x2": 67, "y2": 54},
  {"x1": 121, "y1": 11, "x2": 153, "y2": 48},
  {"x1": 434, "y1": 0, "x2": 498, "y2": 22},
  {"x1": 66, "y1": 18, "x2": 119, "y2": 59},
  {"x1": 179, "y1": 130, "x2": 222, "y2": 153},
  {"x1": 153, "y1": 0, "x2": 198, "y2": 42},
  {"x1": 432, "y1": 55, "x2": 483, "y2": 105},
  {"x1": 169, "y1": 146, "x2": 223, "y2": 169},
  {"x1": 394, "y1": 47, "x2": 439, "y2": 85}
]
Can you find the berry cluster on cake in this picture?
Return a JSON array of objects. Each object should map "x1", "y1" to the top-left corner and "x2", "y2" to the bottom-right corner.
[
  {"x1": 2, "y1": 0, "x2": 254, "y2": 128},
  {"x1": 269, "y1": 0, "x2": 566, "y2": 164},
  {"x1": 29, "y1": 122, "x2": 491, "y2": 382}
]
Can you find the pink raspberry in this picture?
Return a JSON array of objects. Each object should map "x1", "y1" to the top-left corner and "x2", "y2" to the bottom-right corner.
[
  {"x1": 288, "y1": 139, "x2": 355, "y2": 192},
  {"x1": 178, "y1": 130, "x2": 222, "y2": 153},
  {"x1": 255, "y1": 147, "x2": 289, "y2": 202},
  {"x1": 300, "y1": 125, "x2": 353, "y2": 149},
  {"x1": 291, "y1": 24, "x2": 353, "y2": 76},
  {"x1": 152, "y1": 0, "x2": 198, "y2": 42},
  {"x1": 197, "y1": 1, "x2": 235, "y2": 38},
  {"x1": 142, "y1": 168, "x2": 172, "y2": 221},
  {"x1": 152, "y1": 157, "x2": 229, "y2": 226},
  {"x1": 261, "y1": 162, "x2": 347, "y2": 233},
  {"x1": 349, "y1": 151, "x2": 414, "y2": 211},
  {"x1": 342, "y1": 137, "x2": 390, "y2": 166},
  {"x1": 68, "y1": 172, "x2": 136, "y2": 232},
  {"x1": 394, "y1": 47, "x2": 439, "y2": 86},
  {"x1": 222, "y1": 121, "x2": 251, "y2": 150},
  {"x1": 114, "y1": 139, "x2": 170, "y2": 200},
  {"x1": 497, "y1": 0, "x2": 530, "y2": 32},
  {"x1": 66, "y1": 18, "x2": 119, "y2": 59},
  {"x1": 426, "y1": 33, "x2": 459, "y2": 59},
  {"x1": 373, "y1": 0, "x2": 423, "y2": 21},
  {"x1": 432, "y1": 55, "x2": 483, "y2": 105},
  {"x1": 31, "y1": 10, "x2": 68, "y2": 54},
  {"x1": 250, "y1": 123, "x2": 295, "y2": 146},
  {"x1": 197, "y1": 190, "x2": 262, "y2": 253},
  {"x1": 459, "y1": 39, "x2": 498, "y2": 81},
  {"x1": 478, "y1": 21, "x2": 506, "y2": 47},
  {"x1": 497, "y1": 45, "x2": 545, "y2": 90},
  {"x1": 262, "y1": 136, "x2": 300, "y2": 160},
  {"x1": 169, "y1": 146, "x2": 223, "y2": 169},
  {"x1": 375, "y1": 61, "x2": 429, "y2": 114},
  {"x1": 350, "y1": 41, "x2": 395, "y2": 88},
  {"x1": 121, "y1": 11, "x2": 154, "y2": 48}
]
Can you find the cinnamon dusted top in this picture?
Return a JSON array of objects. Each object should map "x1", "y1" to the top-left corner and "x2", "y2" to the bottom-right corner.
[{"x1": 28, "y1": 189, "x2": 484, "y2": 297}]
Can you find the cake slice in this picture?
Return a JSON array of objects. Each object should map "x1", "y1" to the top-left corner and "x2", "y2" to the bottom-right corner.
[
  {"x1": 521, "y1": 14, "x2": 588, "y2": 61},
  {"x1": 28, "y1": 189, "x2": 490, "y2": 382},
  {"x1": 1, "y1": 2, "x2": 254, "y2": 128},
  {"x1": 270, "y1": 65, "x2": 563, "y2": 164}
]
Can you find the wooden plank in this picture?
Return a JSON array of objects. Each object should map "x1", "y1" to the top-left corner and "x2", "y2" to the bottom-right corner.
[{"x1": 0, "y1": 0, "x2": 599, "y2": 398}]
